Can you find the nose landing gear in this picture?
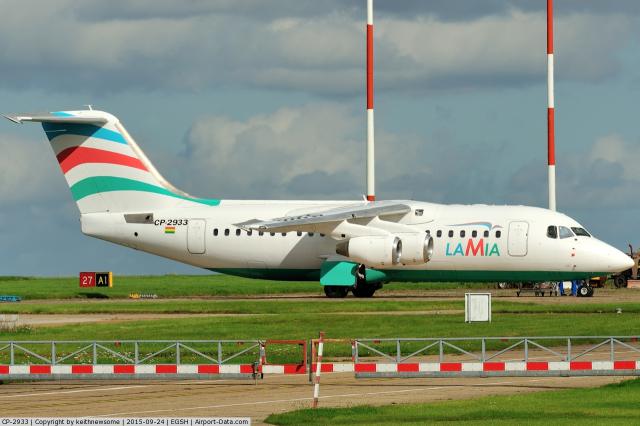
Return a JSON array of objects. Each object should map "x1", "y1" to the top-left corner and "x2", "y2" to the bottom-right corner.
[{"x1": 576, "y1": 281, "x2": 594, "y2": 297}]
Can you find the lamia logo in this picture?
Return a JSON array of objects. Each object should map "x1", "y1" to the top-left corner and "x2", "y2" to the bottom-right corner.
[
  {"x1": 445, "y1": 222, "x2": 502, "y2": 257},
  {"x1": 446, "y1": 239, "x2": 500, "y2": 257}
]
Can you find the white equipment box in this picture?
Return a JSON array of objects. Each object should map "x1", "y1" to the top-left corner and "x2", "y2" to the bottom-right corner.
[{"x1": 465, "y1": 293, "x2": 492, "y2": 323}]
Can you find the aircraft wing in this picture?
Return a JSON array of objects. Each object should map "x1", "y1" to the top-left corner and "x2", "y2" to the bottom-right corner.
[
  {"x1": 3, "y1": 112, "x2": 108, "y2": 125},
  {"x1": 235, "y1": 201, "x2": 412, "y2": 234}
]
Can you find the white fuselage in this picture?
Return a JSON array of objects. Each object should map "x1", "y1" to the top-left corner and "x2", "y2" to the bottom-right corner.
[{"x1": 81, "y1": 200, "x2": 632, "y2": 283}]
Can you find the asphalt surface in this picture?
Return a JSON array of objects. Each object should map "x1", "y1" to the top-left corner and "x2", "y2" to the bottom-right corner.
[{"x1": 0, "y1": 374, "x2": 627, "y2": 424}]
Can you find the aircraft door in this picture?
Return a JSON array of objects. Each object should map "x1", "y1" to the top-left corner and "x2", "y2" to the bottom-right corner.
[
  {"x1": 187, "y1": 219, "x2": 206, "y2": 254},
  {"x1": 508, "y1": 221, "x2": 529, "y2": 257}
]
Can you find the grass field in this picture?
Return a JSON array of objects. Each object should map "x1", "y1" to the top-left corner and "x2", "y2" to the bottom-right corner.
[
  {"x1": 0, "y1": 298, "x2": 637, "y2": 315},
  {"x1": 0, "y1": 275, "x2": 488, "y2": 299},
  {"x1": 265, "y1": 378, "x2": 640, "y2": 425},
  {"x1": 2, "y1": 310, "x2": 639, "y2": 342}
]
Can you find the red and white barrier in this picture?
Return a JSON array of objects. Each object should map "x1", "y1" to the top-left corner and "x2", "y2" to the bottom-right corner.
[
  {"x1": 2, "y1": 360, "x2": 639, "y2": 380},
  {"x1": 261, "y1": 364, "x2": 306, "y2": 375},
  {"x1": 0, "y1": 364, "x2": 258, "y2": 378},
  {"x1": 353, "y1": 360, "x2": 640, "y2": 377}
]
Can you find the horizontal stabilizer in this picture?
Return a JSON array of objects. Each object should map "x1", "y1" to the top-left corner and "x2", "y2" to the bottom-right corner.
[{"x1": 3, "y1": 112, "x2": 108, "y2": 125}]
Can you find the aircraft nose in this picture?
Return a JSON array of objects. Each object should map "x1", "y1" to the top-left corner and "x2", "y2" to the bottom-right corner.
[
  {"x1": 608, "y1": 249, "x2": 634, "y2": 273},
  {"x1": 589, "y1": 239, "x2": 634, "y2": 273}
]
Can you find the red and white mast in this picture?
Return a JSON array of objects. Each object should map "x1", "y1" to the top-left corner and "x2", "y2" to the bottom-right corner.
[
  {"x1": 547, "y1": 0, "x2": 556, "y2": 211},
  {"x1": 366, "y1": 0, "x2": 375, "y2": 201}
]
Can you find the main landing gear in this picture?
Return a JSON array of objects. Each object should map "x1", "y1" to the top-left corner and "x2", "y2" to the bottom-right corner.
[
  {"x1": 324, "y1": 286, "x2": 350, "y2": 298},
  {"x1": 323, "y1": 264, "x2": 381, "y2": 298}
]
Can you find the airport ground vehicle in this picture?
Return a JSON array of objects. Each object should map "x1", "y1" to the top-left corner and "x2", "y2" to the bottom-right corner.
[
  {"x1": 611, "y1": 245, "x2": 640, "y2": 288},
  {"x1": 498, "y1": 280, "x2": 594, "y2": 297}
]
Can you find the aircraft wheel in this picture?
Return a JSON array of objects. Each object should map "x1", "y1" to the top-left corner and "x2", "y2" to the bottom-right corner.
[
  {"x1": 577, "y1": 285, "x2": 590, "y2": 297},
  {"x1": 614, "y1": 275, "x2": 627, "y2": 288},
  {"x1": 352, "y1": 285, "x2": 377, "y2": 298},
  {"x1": 324, "y1": 286, "x2": 349, "y2": 298},
  {"x1": 586, "y1": 286, "x2": 595, "y2": 297}
]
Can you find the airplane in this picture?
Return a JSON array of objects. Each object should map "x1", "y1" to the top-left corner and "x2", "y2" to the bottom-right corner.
[{"x1": 3, "y1": 109, "x2": 634, "y2": 297}]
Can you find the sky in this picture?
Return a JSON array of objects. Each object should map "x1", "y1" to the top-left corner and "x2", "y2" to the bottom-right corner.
[{"x1": 1, "y1": 0, "x2": 640, "y2": 276}]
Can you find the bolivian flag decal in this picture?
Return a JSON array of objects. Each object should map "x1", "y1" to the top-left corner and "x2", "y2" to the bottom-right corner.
[{"x1": 164, "y1": 226, "x2": 176, "y2": 234}]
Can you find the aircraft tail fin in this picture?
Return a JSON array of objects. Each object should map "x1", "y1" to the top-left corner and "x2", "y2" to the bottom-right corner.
[{"x1": 4, "y1": 110, "x2": 219, "y2": 214}]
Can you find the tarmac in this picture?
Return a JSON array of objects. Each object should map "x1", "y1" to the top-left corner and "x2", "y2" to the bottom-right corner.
[{"x1": 0, "y1": 374, "x2": 627, "y2": 424}]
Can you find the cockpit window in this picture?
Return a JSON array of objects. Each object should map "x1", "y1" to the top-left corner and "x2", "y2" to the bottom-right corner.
[
  {"x1": 571, "y1": 227, "x2": 591, "y2": 237},
  {"x1": 547, "y1": 226, "x2": 558, "y2": 239},
  {"x1": 559, "y1": 226, "x2": 574, "y2": 239}
]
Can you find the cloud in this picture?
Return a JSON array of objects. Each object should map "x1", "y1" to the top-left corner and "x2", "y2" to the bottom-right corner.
[
  {"x1": 0, "y1": 2, "x2": 633, "y2": 95},
  {"x1": 70, "y1": 1, "x2": 640, "y2": 22},
  {"x1": 0, "y1": 134, "x2": 63, "y2": 204},
  {"x1": 179, "y1": 103, "x2": 363, "y2": 200},
  {"x1": 507, "y1": 134, "x2": 640, "y2": 209},
  {"x1": 175, "y1": 101, "x2": 511, "y2": 204}
]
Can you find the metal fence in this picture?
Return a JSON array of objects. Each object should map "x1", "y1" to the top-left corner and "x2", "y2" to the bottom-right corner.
[
  {"x1": 355, "y1": 336, "x2": 640, "y2": 363},
  {"x1": 353, "y1": 336, "x2": 640, "y2": 378},
  {"x1": 0, "y1": 340, "x2": 261, "y2": 366}
]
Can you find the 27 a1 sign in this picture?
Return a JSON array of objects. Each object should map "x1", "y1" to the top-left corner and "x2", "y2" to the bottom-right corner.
[{"x1": 79, "y1": 272, "x2": 113, "y2": 288}]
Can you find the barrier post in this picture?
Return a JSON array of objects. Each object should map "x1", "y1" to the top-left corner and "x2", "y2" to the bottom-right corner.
[
  {"x1": 259, "y1": 341, "x2": 266, "y2": 379},
  {"x1": 308, "y1": 339, "x2": 313, "y2": 383},
  {"x1": 313, "y1": 332, "x2": 325, "y2": 409}
]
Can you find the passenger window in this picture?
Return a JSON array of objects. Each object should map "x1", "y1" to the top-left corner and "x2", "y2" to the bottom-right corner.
[
  {"x1": 559, "y1": 226, "x2": 574, "y2": 239},
  {"x1": 437, "y1": 230, "x2": 442, "y2": 238},
  {"x1": 224, "y1": 229, "x2": 230, "y2": 236},
  {"x1": 484, "y1": 230, "x2": 489, "y2": 238},
  {"x1": 247, "y1": 230, "x2": 252, "y2": 236},
  {"x1": 460, "y1": 230, "x2": 465, "y2": 238},
  {"x1": 308, "y1": 232, "x2": 314, "y2": 237},
  {"x1": 448, "y1": 230, "x2": 454, "y2": 238},
  {"x1": 297, "y1": 231, "x2": 302, "y2": 237},
  {"x1": 270, "y1": 232, "x2": 275, "y2": 236},
  {"x1": 213, "y1": 229, "x2": 218, "y2": 236},
  {"x1": 282, "y1": 232, "x2": 286, "y2": 236},
  {"x1": 472, "y1": 230, "x2": 477, "y2": 238},
  {"x1": 236, "y1": 229, "x2": 241, "y2": 236},
  {"x1": 320, "y1": 233, "x2": 325, "y2": 237},
  {"x1": 259, "y1": 231, "x2": 264, "y2": 236},
  {"x1": 495, "y1": 230, "x2": 501, "y2": 238},
  {"x1": 547, "y1": 226, "x2": 558, "y2": 239}
]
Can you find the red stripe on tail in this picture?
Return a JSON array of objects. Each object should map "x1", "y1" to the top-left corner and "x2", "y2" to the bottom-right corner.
[{"x1": 57, "y1": 146, "x2": 147, "y2": 174}]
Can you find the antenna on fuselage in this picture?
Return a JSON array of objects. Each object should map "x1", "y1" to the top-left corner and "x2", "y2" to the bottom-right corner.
[
  {"x1": 366, "y1": 0, "x2": 376, "y2": 202},
  {"x1": 547, "y1": 0, "x2": 556, "y2": 211}
]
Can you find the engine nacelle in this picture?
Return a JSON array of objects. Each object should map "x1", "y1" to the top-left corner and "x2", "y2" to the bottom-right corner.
[
  {"x1": 399, "y1": 233, "x2": 434, "y2": 265},
  {"x1": 336, "y1": 236, "x2": 402, "y2": 267}
]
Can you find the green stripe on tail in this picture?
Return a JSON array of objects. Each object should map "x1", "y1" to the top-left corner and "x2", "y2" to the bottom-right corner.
[{"x1": 70, "y1": 176, "x2": 220, "y2": 206}]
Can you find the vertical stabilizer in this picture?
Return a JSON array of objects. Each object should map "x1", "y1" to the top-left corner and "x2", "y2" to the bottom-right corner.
[{"x1": 3, "y1": 110, "x2": 220, "y2": 214}]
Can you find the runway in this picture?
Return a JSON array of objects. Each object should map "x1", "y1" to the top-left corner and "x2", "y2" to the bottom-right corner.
[{"x1": 0, "y1": 374, "x2": 626, "y2": 424}]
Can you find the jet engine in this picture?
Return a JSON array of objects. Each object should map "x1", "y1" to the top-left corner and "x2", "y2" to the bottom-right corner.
[
  {"x1": 399, "y1": 233, "x2": 434, "y2": 265},
  {"x1": 336, "y1": 236, "x2": 402, "y2": 267}
]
